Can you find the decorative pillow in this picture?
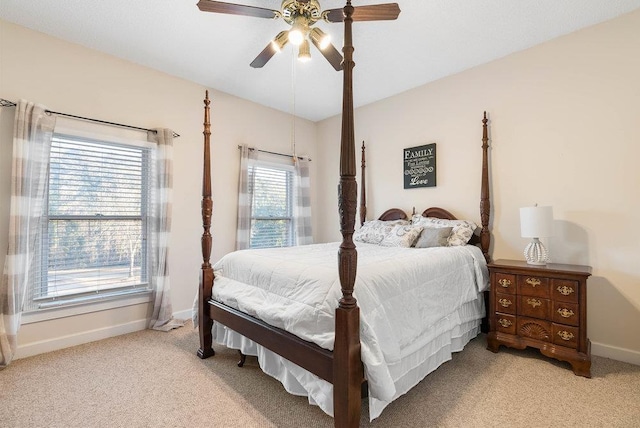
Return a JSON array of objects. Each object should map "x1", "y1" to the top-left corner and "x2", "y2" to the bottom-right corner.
[
  {"x1": 412, "y1": 214, "x2": 478, "y2": 246},
  {"x1": 354, "y1": 219, "x2": 408, "y2": 244},
  {"x1": 414, "y1": 226, "x2": 453, "y2": 248},
  {"x1": 379, "y1": 224, "x2": 424, "y2": 248}
]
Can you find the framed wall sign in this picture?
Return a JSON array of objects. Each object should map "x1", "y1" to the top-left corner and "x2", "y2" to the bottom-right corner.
[{"x1": 403, "y1": 143, "x2": 436, "y2": 189}]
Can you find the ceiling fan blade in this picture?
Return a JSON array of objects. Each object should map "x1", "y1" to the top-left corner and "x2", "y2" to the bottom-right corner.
[
  {"x1": 324, "y1": 3, "x2": 400, "y2": 23},
  {"x1": 250, "y1": 42, "x2": 278, "y2": 68},
  {"x1": 197, "y1": 0, "x2": 279, "y2": 19},
  {"x1": 310, "y1": 39, "x2": 343, "y2": 71}
]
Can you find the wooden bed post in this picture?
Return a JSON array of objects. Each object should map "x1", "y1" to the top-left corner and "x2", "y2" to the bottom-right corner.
[
  {"x1": 197, "y1": 91, "x2": 215, "y2": 359},
  {"x1": 334, "y1": 2, "x2": 363, "y2": 427},
  {"x1": 360, "y1": 141, "x2": 367, "y2": 226},
  {"x1": 480, "y1": 112, "x2": 491, "y2": 263}
]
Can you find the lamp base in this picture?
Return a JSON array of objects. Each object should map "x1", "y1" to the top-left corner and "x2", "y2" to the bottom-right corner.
[{"x1": 524, "y1": 238, "x2": 549, "y2": 265}]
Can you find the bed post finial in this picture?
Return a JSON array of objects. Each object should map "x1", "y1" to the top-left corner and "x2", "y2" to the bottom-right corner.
[{"x1": 480, "y1": 111, "x2": 491, "y2": 262}]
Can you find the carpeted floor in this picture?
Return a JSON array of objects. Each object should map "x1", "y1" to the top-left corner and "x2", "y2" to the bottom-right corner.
[{"x1": 2, "y1": 322, "x2": 639, "y2": 427}]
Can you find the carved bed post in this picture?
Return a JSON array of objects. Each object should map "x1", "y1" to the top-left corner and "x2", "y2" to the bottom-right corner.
[
  {"x1": 360, "y1": 141, "x2": 366, "y2": 226},
  {"x1": 334, "y1": 2, "x2": 362, "y2": 427},
  {"x1": 197, "y1": 91, "x2": 215, "y2": 359},
  {"x1": 480, "y1": 112, "x2": 491, "y2": 263}
]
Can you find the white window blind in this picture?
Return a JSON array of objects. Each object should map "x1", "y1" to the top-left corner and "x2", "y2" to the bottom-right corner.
[
  {"x1": 26, "y1": 134, "x2": 154, "y2": 311},
  {"x1": 249, "y1": 163, "x2": 294, "y2": 248}
]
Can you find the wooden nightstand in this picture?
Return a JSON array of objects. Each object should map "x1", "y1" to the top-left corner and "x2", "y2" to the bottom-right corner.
[{"x1": 486, "y1": 259, "x2": 592, "y2": 377}]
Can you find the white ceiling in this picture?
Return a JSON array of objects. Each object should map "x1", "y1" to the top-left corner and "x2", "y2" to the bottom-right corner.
[{"x1": 2, "y1": 1, "x2": 640, "y2": 122}]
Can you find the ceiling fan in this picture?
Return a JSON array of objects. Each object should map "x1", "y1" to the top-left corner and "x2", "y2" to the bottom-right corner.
[{"x1": 197, "y1": 0, "x2": 401, "y2": 71}]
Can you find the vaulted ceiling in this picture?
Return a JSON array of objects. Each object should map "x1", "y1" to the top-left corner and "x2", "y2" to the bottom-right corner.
[{"x1": 2, "y1": 1, "x2": 640, "y2": 121}]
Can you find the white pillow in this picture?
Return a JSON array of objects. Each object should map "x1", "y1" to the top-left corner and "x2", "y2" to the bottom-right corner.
[
  {"x1": 412, "y1": 214, "x2": 478, "y2": 246},
  {"x1": 379, "y1": 224, "x2": 424, "y2": 248},
  {"x1": 354, "y1": 219, "x2": 408, "y2": 244}
]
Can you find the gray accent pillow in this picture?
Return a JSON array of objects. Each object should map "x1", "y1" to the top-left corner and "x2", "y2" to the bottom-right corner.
[
  {"x1": 414, "y1": 226, "x2": 453, "y2": 248},
  {"x1": 412, "y1": 215, "x2": 478, "y2": 246}
]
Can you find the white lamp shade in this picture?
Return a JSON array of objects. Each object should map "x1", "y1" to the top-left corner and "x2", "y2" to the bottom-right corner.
[{"x1": 520, "y1": 206, "x2": 553, "y2": 238}]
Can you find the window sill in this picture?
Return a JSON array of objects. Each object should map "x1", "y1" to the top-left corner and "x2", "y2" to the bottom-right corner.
[{"x1": 21, "y1": 290, "x2": 152, "y2": 325}]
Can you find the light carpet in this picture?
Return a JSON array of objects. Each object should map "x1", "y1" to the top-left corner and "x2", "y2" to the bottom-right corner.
[{"x1": 2, "y1": 322, "x2": 639, "y2": 427}]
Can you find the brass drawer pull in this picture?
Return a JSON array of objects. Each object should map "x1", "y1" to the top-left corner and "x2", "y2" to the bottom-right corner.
[
  {"x1": 557, "y1": 308, "x2": 575, "y2": 318},
  {"x1": 498, "y1": 298, "x2": 513, "y2": 308},
  {"x1": 527, "y1": 298, "x2": 542, "y2": 308},
  {"x1": 557, "y1": 330, "x2": 575, "y2": 341},
  {"x1": 526, "y1": 277, "x2": 541, "y2": 287},
  {"x1": 498, "y1": 318, "x2": 513, "y2": 328},
  {"x1": 498, "y1": 278, "x2": 512, "y2": 288},
  {"x1": 557, "y1": 285, "x2": 575, "y2": 296}
]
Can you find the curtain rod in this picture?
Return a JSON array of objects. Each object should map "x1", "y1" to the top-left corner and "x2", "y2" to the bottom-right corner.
[
  {"x1": 0, "y1": 98, "x2": 180, "y2": 138},
  {"x1": 238, "y1": 145, "x2": 311, "y2": 162}
]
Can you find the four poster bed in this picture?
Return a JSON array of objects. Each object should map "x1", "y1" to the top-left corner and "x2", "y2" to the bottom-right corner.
[{"x1": 196, "y1": 4, "x2": 492, "y2": 427}]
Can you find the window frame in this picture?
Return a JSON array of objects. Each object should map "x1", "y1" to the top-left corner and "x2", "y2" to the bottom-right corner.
[
  {"x1": 248, "y1": 157, "x2": 296, "y2": 249},
  {"x1": 23, "y1": 124, "x2": 156, "y2": 317}
]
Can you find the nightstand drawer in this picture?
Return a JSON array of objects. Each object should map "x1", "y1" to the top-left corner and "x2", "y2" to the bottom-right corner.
[
  {"x1": 519, "y1": 296, "x2": 550, "y2": 319},
  {"x1": 495, "y1": 313, "x2": 516, "y2": 334},
  {"x1": 552, "y1": 279, "x2": 579, "y2": 303},
  {"x1": 494, "y1": 273, "x2": 516, "y2": 294},
  {"x1": 517, "y1": 317, "x2": 551, "y2": 342},
  {"x1": 517, "y1": 275, "x2": 549, "y2": 298},
  {"x1": 496, "y1": 292, "x2": 516, "y2": 314},
  {"x1": 553, "y1": 324, "x2": 579, "y2": 349},
  {"x1": 552, "y1": 302, "x2": 579, "y2": 326}
]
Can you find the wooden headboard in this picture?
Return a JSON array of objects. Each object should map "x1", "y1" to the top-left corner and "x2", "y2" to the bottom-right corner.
[
  {"x1": 377, "y1": 208, "x2": 408, "y2": 221},
  {"x1": 376, "y1": 206, "x2": 488, "y2": 260},
  {"x1": 421, "y1": 207, "x2": 456, "y2": 220}
]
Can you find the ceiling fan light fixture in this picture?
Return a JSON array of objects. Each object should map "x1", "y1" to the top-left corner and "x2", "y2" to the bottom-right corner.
[
  {"x1": 288, "y1": 17, "x2": 307, "y2": 46},
  {"x1": 288, "y1": 29, "x2": 304, "y2": 46},
  {"x1": 271, "y1": 30, "x2": 289, "y2": 52},
  {"x1": 309, "y1": 27, "x2": 330, "y2": 50},
  {"x1": 298, "y1": 39, "x2": 311, "y2": 62}
]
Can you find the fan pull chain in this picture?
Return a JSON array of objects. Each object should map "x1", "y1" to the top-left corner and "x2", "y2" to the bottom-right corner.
[{"x1": 290, "y1": 48, "x2": 297, "y2": 163}]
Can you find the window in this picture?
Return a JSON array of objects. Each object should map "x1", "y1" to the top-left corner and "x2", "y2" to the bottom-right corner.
[
  {"x1": 237, "y1": 147, "x2": 310, "y2": 250},
  {"x1": 249, "y1": 161, "x2": 294, "y2": 248},
  {"x1": 25, "y1": 133, "x2": 154, "y2": 311}
]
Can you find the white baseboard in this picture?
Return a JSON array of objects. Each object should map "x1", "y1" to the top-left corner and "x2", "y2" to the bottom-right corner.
[
  {"x1": 592, "y1": 341, "x2": 640, "y2": 366},
  {"x1": 172, "y1": 308, "x2": 193, "y2": 322},
  {"x1": 15, "y1": 308, "x2": 193, "y2": 361},
  {"x1": 15, "y1": 318, "x2": 148, "y2": 360}
]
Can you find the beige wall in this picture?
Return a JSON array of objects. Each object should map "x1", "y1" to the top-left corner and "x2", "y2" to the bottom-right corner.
[
  {"x1": 316, "y1": 9, "x2": 640, "y2": 363},
  {"x1": 2, "y1": 8, "x2": 639, "y2": 365},
  {"x1": 0, "y1": 19, "x2": 317, "y2": 356}
]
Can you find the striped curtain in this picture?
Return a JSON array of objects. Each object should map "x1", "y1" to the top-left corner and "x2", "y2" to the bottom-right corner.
[
  {"x1": 0, "y1": 100, "x2": 56, "y2": 368},
  {"x1": 294, "y1": 157, "x2": 313, "y2": 245},
  {"x1": 147, "y1": 129, "x2": 183, "y2": 331},
  {"x1": 235, "y1": 145, "x2": 257, "y2": 250}
]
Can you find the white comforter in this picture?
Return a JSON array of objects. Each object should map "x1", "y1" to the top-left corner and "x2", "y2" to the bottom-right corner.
[{"x1": 210, "y1": 242, "x2": 488, "y2": 409}]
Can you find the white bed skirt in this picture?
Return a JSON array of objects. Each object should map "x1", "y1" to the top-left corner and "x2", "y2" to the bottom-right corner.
[{"x1": 212, "y1": 296, "x2": 484, "y2": 421}]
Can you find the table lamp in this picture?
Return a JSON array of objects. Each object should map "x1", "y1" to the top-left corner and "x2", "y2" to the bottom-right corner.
[{"x1": 520, "y1": 205, "x2": 553, "y2": 265}]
